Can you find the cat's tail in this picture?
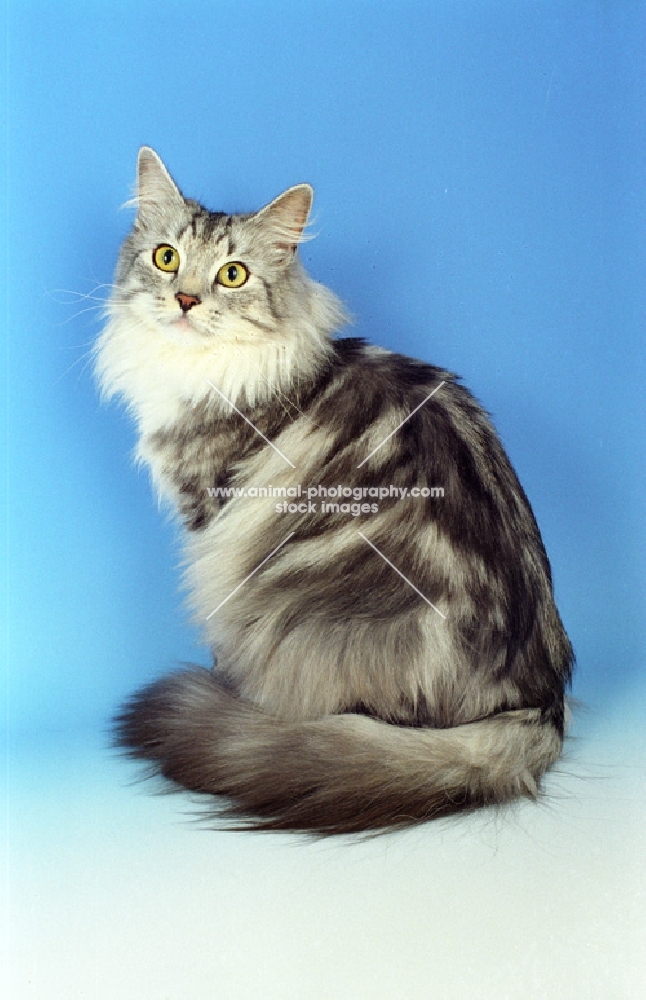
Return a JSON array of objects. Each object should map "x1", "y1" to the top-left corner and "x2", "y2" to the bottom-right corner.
[{"x1": 115, "y1": 666, "x2": 564, "y2": 836}]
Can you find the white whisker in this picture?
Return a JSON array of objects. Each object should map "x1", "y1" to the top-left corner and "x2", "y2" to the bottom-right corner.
[
  {"x1": 53, "y1": 345, "x2": 97, "y2": 386},
  {"x1": 55, "y1": 303, "x2": 107, "y2": 327}
]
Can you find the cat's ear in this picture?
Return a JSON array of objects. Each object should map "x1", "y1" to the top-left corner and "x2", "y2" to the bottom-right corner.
[
  {"x1": 255, "y1": 184, "x2": 314, "y2": 266},
  {"x1": 135, "y1": 147, "x2": 185, "y2": 225}
]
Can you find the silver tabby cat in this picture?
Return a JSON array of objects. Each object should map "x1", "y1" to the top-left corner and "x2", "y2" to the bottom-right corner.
[{"x1": 95, "y1": 147, "x2": 573, "y2": 835}]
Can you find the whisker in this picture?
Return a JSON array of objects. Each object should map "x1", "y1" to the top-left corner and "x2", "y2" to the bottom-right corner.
[
  {"x1": 45, "y1": 282, "x2": 115, "y2": 304},
  {"x1": 59, "y1": 337, "x2": 97, "y2": 352},
  {"x1": 54, "y1": 303, "x2": 107, "y2": 327},
  {"x1": 53, "y1": 345, "x2": 97, "y2": 387}
]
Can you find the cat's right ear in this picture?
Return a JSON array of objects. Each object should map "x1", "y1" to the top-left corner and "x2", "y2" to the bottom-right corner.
[
  {"x1": 135, "y1": 147, "x2": 185, "y2": 226},
  {"x1": 255, "y1": 184, "x2": 314, "y2": 266}
]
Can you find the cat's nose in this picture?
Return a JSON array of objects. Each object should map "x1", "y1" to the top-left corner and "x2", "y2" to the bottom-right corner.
[{"x1": 175, "y1": 292, "x2": 201, "y2": 313}]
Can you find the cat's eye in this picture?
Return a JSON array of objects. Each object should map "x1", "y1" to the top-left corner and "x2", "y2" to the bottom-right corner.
[
  {"x1": 217, "y1": 261, "x2": 249, "y2": 288},
  {"x1": 153, "y1": 244, "x2": 180, "y2": 273}
]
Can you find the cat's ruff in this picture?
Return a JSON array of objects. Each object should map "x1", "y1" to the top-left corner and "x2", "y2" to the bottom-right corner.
[{"x1": 96, "y1": 148, "x2": 573, "y2": 835}]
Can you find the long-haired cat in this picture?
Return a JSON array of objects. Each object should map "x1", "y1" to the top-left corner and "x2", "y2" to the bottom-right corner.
[{"x1": 95, "y1": 147, "x2": 573, "y2": 835}]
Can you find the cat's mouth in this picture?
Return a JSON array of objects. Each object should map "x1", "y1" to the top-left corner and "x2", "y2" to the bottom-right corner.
[
  {"x1": 165, "y1": 313, "x2": 212, "y2": 339},
  {"x1": 172, "y1": 315, "x2": 196, "y2": 332},
  {"x1": 156, "y1": 313, "x2": 212, "y2": 346}
]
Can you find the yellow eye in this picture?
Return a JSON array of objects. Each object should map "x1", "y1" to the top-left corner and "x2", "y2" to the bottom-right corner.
[
  {"x1": 217, "y1": 261, "x2": 249, "y2": 288},
  {"x1": 153, "y1": 244, "x2": 180, "y2": 272}
]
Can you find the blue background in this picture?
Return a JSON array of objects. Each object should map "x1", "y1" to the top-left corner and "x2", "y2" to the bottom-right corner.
[
  {"x1": 5, "y1": 4, "x2": 645, "y2": 997},
  {"x1": 6, "y1": 0, "x2": 644, "y2": 736}
]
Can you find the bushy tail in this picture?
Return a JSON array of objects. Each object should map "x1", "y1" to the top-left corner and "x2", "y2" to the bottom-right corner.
[{"x1": 115, "y1": 667, "x2": 563, "y2": 835}]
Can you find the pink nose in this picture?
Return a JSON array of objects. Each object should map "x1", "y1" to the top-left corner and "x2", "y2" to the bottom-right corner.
[{"x1": 175, "y1": 292, "x2": 201, "y2": 312}]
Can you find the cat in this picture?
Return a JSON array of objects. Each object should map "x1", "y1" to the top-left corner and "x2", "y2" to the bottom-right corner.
[{"x1": 95, "y1": 147, "x2": 574, "y2": 835}]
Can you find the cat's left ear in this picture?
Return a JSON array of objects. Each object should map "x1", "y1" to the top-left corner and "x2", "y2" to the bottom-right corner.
[
  {"x1": 255, "y1": 184, "x2": 313, "y2": 266},
  {"x1": 135, "y1": 147, "x2": 185, "y2": 225}
]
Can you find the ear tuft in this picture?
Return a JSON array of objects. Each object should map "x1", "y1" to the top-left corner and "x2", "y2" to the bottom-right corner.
[
  {"x1": 136, "y1": 147, "x2": 184, "y2": 224},
  {"x1": 256, "y1": 184, "x2": 314, "y2": 265}
]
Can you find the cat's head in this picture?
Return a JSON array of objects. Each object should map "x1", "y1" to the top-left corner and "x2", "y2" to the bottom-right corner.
[
  {"x1": 118, "y1": 147, "x2": 324, "y2": 347},
  {"x1": 97, "y1": 148, "x2": 345, "y2": 428}
]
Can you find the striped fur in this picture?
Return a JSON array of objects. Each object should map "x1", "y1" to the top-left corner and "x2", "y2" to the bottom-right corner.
[{"x1": 98, "y1": 148, "x2": 573, "y2": 835}]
